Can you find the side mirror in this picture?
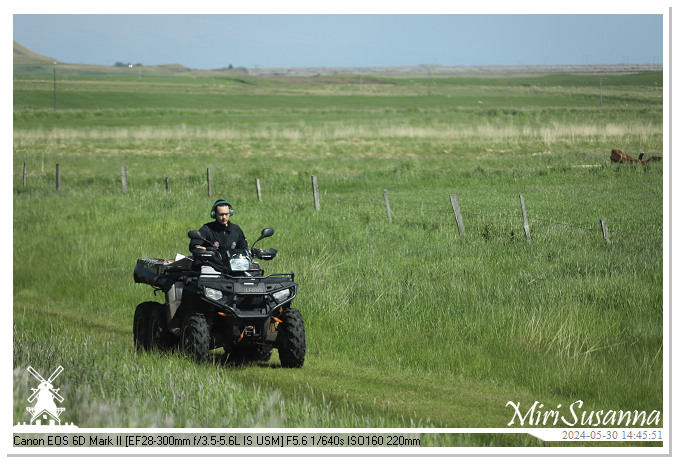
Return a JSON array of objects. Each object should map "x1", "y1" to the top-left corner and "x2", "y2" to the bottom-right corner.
[
  {"x1": 252, "y1": 227, "x2": 274, "y2": 248},
  {"x1": 189, "y1": 230, "x2": 213, "y2": 254},
  {"x1": 188, "y1": 230, "x2": 206, "y2": 241}
]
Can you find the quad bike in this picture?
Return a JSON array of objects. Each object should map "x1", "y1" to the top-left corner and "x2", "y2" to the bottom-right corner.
[{"x1": 132, "y1": 227, "x2": 305, "y2": 367}]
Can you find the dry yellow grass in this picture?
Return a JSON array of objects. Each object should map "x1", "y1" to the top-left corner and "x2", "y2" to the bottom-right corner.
[{"x1": 13, "y1": 121, "x2": 661, "y2": 144}]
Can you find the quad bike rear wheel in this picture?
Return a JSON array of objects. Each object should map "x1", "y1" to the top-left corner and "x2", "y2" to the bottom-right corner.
[
  {"x1": 277, "y1": 307, "x2": 306, "y2": 368},
  {"x1": 148, "y1": 303, "x2": 175, "y2": 351},
  {"x1": 133, "y1": 301, "x2": 155, "y2": 351}
]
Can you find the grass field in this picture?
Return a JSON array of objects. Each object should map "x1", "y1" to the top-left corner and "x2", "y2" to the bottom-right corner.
[{"x1": 12, "y1": 67, "x2": 664, "y2": 447}]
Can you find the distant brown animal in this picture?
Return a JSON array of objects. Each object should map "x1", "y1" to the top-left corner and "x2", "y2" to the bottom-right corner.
[{"x1": 610, "y1": 149, "x2": 662, "y2": 165}]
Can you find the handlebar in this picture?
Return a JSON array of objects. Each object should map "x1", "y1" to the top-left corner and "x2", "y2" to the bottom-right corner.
[{"x1": 252, "y1": 247, "x2": 278, "y2": 260}]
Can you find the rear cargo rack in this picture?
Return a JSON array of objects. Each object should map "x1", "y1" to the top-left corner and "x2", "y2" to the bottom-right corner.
[{"x1": 133, "y1": 257, "x2": 193, "y2": 289}]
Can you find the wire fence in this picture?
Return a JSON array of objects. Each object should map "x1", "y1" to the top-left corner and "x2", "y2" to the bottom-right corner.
[{"x1": 17, "y1": 162, "x2": 664, "y2": 244}]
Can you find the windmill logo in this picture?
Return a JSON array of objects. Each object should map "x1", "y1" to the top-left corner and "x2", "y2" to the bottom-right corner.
[{"x1": 14, "y1": 365, "x2": 77, "y2": 428}]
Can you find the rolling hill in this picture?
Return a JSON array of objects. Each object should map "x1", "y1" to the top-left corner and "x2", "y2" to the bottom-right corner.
[{"x1": 13, "y1": 40, "x2": 662, "y2": 79}]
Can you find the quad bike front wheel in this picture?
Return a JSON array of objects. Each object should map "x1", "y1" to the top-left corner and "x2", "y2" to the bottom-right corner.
[
  {"x1": 180, "y1": 313, "x2": 211, "y2": 363},
  {"x1": 277, "y1": 307, "x2": 306, "y2": 368}
]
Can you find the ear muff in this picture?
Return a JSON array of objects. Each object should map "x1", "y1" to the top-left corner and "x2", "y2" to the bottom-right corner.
[{"x1": 210, "y1": 200, "x2": 233, "y2": 218}]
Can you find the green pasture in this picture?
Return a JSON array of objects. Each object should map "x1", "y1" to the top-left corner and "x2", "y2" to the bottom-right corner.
[{"x1": 12, "y1": 71, "x2": 664, "y2": 446}]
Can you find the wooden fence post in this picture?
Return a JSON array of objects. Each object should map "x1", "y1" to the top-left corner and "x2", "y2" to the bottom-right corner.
[
  {"x1": 206, "y1": 168, "x2": 212, "y2": 198},
  {"x1": 121, "y1": 164, "x2": 128, "y2": 193},
  {"x1": 311, "y1": 175, "x2": 320, "y2": 211},
  {"x1": 256, "y1": 178, "x2": 262, "y2": 203},
  {"x1": 165, "y1": 176, "x2": 169, "y2": 193},
  {"x1": 383, "y1": 189, "x2": 392, "y2": 222},
  {"x1": 56, "y1": 163, "x2": 61, "y2": 191},
  {"x1": 600, "y1": 218, "x2": 611, "y2": 243},
  {"x1": 449, "y1": 194, "x2": 465, "y2": 235},
  {"x1": 23, "y1": 162, "x2": 26, "y2": 187},
  {"x1": 519, "y1": 194, "x2": 531, "y2": 242}
]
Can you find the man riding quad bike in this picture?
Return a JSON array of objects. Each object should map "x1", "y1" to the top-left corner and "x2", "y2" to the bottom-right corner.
[{"x1": 132, "y1": 201, "x2": 305, "y2": 367}]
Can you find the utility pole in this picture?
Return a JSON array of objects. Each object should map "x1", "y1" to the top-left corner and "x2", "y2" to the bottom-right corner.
[{"x1": 53, "y1": 63, "x2": 57, "y2": 110}]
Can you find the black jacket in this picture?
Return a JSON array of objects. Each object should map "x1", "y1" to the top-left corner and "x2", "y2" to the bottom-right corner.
[{"x1": 189, "y1": 221, "x2": 248, "y2": 261}]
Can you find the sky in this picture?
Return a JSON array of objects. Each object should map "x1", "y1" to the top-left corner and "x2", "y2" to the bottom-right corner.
[{"x1": 12, "y1": 11, "x2": 665, "y2": 70}]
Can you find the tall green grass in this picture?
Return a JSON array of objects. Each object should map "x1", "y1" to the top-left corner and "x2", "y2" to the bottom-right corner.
[{"x1": 13, "y1": 73, "x2": 663, "y2": 442}]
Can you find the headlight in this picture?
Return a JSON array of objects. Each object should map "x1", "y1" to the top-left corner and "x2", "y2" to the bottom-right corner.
[
  {"x1": 272, "y1": 288, "x2": 291, "y2": 303},
  {"x1": 205, "y1": 287, "x2": 223, "y2": 301},
  {"x1": 229, "y1": 257, "x2": 250, "y2": 271}
]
